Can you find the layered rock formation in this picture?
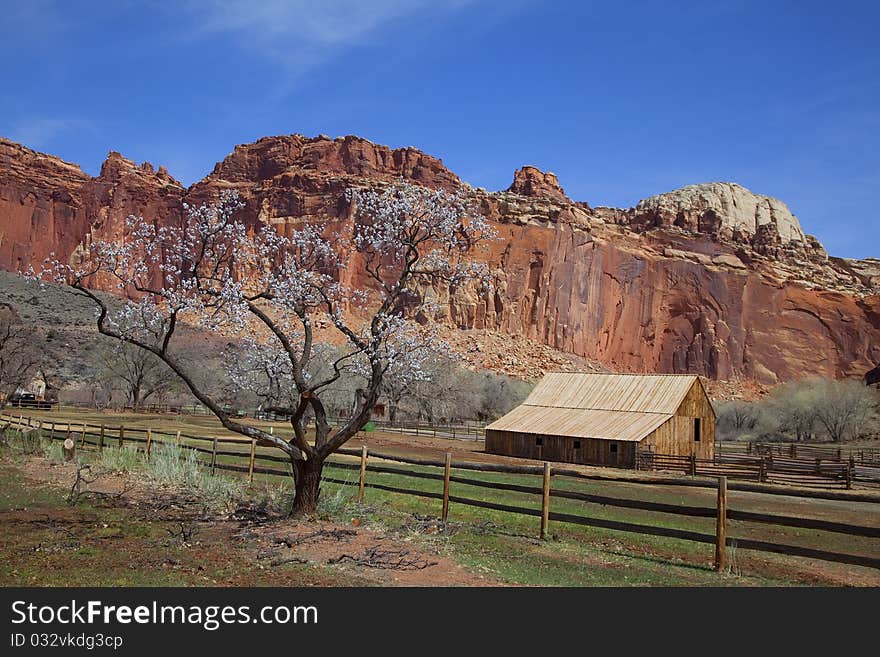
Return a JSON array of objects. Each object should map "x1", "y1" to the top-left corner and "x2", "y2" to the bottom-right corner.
[
  {"x1": 1, "y1": 133, "x2": 878, "y2": 385},
  {"x1": 507, "y1": 166, "x2": 570, "y2": 204},
  {"x1": 631, "y1": 182, "x2": 806, "y2": 243}
]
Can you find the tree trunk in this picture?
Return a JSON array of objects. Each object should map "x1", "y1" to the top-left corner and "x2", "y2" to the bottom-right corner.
[{"x1": 291, "y1": 457, "x2": 324, "y2": 516}]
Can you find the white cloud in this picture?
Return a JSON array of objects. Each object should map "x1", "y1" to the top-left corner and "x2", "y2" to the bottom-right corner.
[
  {"x1": 182, "y1": 0, "x2": 481, "y2": 72},
  {"x1": 7, "y1": 117, "x2": 88, "y2": 150}
]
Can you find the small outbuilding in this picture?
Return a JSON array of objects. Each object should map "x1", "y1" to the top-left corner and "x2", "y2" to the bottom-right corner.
[{"x1": 485, "y1": 372, "x2": 715, "y2": 468}]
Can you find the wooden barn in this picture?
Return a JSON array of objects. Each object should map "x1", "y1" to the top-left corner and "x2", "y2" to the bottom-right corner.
[{"x1": 485, "y1": 372, "x2": 715, "y2": 468}]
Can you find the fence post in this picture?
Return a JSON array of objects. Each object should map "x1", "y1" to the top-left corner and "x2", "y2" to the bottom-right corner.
[
  {"x1": 211, "y1": 437, "x2": 218, "y2": 475},
  {"x1": 80, "y1": 423, "x2": 86, "y2": 448},
  {"x1": 65, "y1": 423, "x2": 72, "y2": 444},
  {"x1": 99, "y1": 425, "x2": 105, "y2": 452},
  {"x1": 63, "y1": 437, "x2": 75, "y2": 462},
  {"x1": 815, "y1": 458, "x2": 821, "y2": 475},
  {"x1": 689, "y1": 453, "x2": 697, "y2": 476},
  {"x1": 836, "y1": 448, "x2": 842, "y2": 462},
  {"x1": 358, "y1": 445, "x2": 368, "y2": 503},
  {"x1": 145, "y1": 429, "x2": 152, "y2": 459},
  {"x1": 442, "y1": 451, "x2": 452, "y2": 522},
  {"x1": 758, "y1": 457, "x2": 766, "y2": 483},
  {"x1": 747, "y1": 442, "x2": 752, "y2": 455},
  {"x1": 540, "y1": 461, "x2": 551, "y2": 540},
  {"x1": 248, "y1": 440, "x2": 257, "y2": 485},
  {"x1": 119, "y1": 426, "x2": 125, "y2": 448},
  {"x1": 50, "y1": 422, "x2": 56, "y2": 441},
  {"x1": 175, "y1": 430, "x2": 181, "y2": 445},
  {"x1": 714, "y1": 476, "x2": 728, "y2": 572},
  {"x1": 845, "y1": 462, "x2": 853, "y2": 490}
]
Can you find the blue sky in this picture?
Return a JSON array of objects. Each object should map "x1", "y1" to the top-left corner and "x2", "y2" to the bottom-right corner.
[{"x1": 2, "y1": 1, "x2": 878, "y2": 258}]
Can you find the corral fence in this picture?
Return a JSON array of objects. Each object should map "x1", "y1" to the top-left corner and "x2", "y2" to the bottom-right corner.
[
  {"x1": 747, "y1": 441, "x2": 880, "y2": 465},
  {"x1": 637, "y1": 447, "x2": 880, "y2": 490},
  {"x1": 2, "y1": 412, "x2": 879, "y2": 573},
  {"x1": 50, "y1": 403, "x2": 490, "y2": 440},
  {"x1": 362, "y1": 419, "x2": 485, "y2": 441},
  {"x1": 55, "y1": 402, "x2": 232, "y2": 417}
]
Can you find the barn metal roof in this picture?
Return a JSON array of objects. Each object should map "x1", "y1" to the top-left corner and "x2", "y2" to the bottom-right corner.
[{"x1": 486, "y1": 372, "x2": 699, "y2": 441}]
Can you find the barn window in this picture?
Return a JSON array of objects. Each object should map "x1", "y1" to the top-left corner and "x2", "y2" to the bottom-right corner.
[
  {"x1": 694, "y1": 418, "x2": 701, "y2": 442},
  {"x1": 574, "y1": 440, "x2": 581, "y2": 449},
  {"x1": 536, "y1": 437, "x2": 543, "y2": 446},
  {"x1": 609, "y1": 443, "x2": 618, "y2": 453}
]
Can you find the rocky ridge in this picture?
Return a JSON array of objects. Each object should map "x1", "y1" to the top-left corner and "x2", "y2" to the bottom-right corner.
[{"x1": 1, "y1": 133, "x2": 878, "y2": 385}]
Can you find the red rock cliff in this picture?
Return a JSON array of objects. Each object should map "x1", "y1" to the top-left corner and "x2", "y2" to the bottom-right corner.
[{"x1": 1, "y1": 134, "x2": 878, "y2": 384}]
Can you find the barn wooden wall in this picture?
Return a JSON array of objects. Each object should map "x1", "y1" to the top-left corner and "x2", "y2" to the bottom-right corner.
[
  {"x1": 641, "y1": 380, "x2": 715, "y2": 459},
  {"x1": 484, "y1": 430, "x2": 638, "y2": 468}
]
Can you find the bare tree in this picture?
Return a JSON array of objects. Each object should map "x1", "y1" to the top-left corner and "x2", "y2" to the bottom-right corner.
[
  {"x1": 758, "y1": 378, "x2": 877, "y2": 442},
  {"x1": 0, "y1": 312, "x2": 43, "y2": 404},
  {"x1": 98, "y1": 342, "x2": 176, "y2": 411},
  {"x1": 472, "y1": 371, "x2": 531, "y2": 421},
  {"x1": 410, "y1": 355, "x2": 466, "y2": 423},
  {"x1": 811, "y1": 379, "x2": 877, "y2": 442},
  {"x1": 715, "y1": 400, "x2": 763, "y2": 440},
  {"x1": 37, "y1": 184, "x2": 494, "y2": 514},
  {"x1": 765, "y1": 384, "x2": 818, "y2": 442}
]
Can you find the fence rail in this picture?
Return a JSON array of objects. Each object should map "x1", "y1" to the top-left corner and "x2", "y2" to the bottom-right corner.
[
  {"x1": 638, "y1": 449, "x2": 880, "y2": 490},
  {"x1": 2, "y1": 412, "x2": 879, "y2": 573},
  {"x1": 742, "y1": 441, "x2": 880, "y2": 463}
]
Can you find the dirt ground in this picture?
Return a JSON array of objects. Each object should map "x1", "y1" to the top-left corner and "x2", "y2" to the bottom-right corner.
[
  {"x1": 4, "y1": 411, "x2": 879, "y2": 586},
  {"x1": 1, "y1": 456, "x2": 495, "y2": 587}
]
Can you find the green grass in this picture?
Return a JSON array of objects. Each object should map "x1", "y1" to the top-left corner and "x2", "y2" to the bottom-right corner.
[
  {"x1": 4, "y1": 416, "x2": 879, "y2": 586},
  {"x1": 310, "y1": 474, "x2": 787, "y2": 586},
  {"x1": 308, "y1": 458, "x2": 879, "y2": 585},
  {"x1": 0, "y1": 448, "x2": 362, "y2": 587}
]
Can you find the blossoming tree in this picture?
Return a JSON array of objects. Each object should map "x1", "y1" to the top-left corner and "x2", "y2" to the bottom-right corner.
[{"x1": 39, "y1": 182, "x2": 494, "y2": 514}]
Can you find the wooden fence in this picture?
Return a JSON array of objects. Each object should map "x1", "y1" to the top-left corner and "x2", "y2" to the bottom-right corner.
[
  {"x1": 365, "y1": 419, "x2": 485, "y2": 441},
  {"x1": 746, "y1": 441, "x2": 880, "y2": 465},
  {"x1": 637, "y1": 449, "x2": 880, "y2": 490},
  {"x1": 3, "y1": 412, "x2": 879, "y2": 573}
]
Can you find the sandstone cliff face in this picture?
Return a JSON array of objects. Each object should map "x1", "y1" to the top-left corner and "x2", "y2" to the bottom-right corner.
[
  {"x1": 0, "y1": 138, "x2": 92, "y2": 273},
  {"x1": 206, "y1": 134, "x2": 459, "y2": 188},
  {"x1": 1, "y1": 133, "x2": 878, "y2": 385},
  {"x1": 507, "y1": 166, "x2": 570, "y2": 204},
  {"x1": 0, "y1": 138, "x2": 186, "y2": 278},
  {"x1": 632, "y1": 182, "x2": 806, "y2": 243}
]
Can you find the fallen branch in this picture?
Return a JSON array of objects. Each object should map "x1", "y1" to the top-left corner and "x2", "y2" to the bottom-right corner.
[
  {"x1": 66, "y1": 465, "x2": 100, "y2": 505},
  {"x1": 270, "y1": 556, "x2": 310, "y2": 567},
  {"x1": 165, "y1": 522, "x2": 199, "y2": 544},
  {"x1": 231, "y1": 501, "x2": 274, "y2": 524},
  {"x1": 274, "y1": 528, "x2": 357, "y2": 548},
  {"x1": 328, "y1": 546, "x2": 436, "y2": 571}
]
